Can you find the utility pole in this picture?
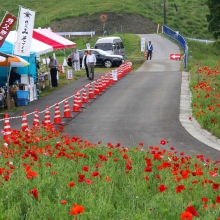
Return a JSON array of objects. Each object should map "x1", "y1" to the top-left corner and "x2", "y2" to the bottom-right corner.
[{"x1": 163, "y1": 0, "x2": 167, "y2": 25}]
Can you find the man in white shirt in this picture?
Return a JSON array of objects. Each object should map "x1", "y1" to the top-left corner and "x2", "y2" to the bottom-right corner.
[{"x1": 86, "y1": 50, "x2": 96, "y2": 80}]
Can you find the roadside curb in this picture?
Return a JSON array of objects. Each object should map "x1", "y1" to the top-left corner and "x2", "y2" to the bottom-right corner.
[{"x1": 179, "y1": 71, "x2": 220, "y2": 151}]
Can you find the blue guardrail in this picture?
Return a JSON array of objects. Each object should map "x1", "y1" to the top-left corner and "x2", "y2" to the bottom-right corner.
[{"x1": 163, "y1": 25, "x2": 188, "y2": 68}]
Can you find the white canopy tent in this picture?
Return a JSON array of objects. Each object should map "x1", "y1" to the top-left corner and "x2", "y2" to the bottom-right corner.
[{"x1": 6, "y1": 31, "x2": 53, "y2": 56}]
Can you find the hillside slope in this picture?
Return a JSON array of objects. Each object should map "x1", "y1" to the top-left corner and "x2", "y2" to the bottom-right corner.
[
  {"x1": 50, "y1": 13, "x2": 158, "y2": 36},
  {"x1": 0, "y1": 0, "x2": 213, "y2": 39}
]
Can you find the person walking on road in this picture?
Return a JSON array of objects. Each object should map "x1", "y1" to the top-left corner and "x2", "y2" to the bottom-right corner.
[
  {"x1": 82, "y1": 50, "x2": 89, "y2": 79},
  {"x1": 86, "y1": 50, "x2": 96, "y2": 80},
  {"x1": 48, "y1": 56, "x2": 58, "y2": 87},
  {"x1": 146, "y1": 41, "x2": 153, "y2": 60}
]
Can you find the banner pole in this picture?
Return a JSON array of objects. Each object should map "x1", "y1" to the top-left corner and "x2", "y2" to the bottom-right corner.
[{"x1": 13, "y1": 6, "x2": 21, "y2": 55}]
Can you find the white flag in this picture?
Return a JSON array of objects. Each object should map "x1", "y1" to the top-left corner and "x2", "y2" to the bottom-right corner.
[
  {"x1": 63, "y1": 58, "x2": 67, "y2": 66},
  {"x1": 14, "y1": 7, "x2": 35, "y2": 56}
]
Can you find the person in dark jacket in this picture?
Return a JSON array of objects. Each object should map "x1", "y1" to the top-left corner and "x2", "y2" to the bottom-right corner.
[
  {"x1": 8, "y1": 67, "x2": 21, "y2": 86},
  {"x1": 146, "y1": 41, "x2": 153, "y2": 60},
  {"x1": 82, "y1": 51, "x2": 89, "y2": 79}
]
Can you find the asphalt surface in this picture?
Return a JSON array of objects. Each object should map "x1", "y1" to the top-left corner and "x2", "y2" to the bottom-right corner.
[{"x1": 1, "y1": 34, "x2": 220, "y2": 161}]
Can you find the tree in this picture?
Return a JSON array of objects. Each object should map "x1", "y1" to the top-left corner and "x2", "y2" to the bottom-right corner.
[{"x1": 206, "y1": 0, "x2": 220, "y2": 41}]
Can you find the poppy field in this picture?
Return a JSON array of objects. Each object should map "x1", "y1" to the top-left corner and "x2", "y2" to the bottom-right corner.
[
  {"x1": 0, "y1": 125, "x2": 219, "y2": 220},
  {"x1": 190, "y1": 59, "x2": 220, "y2": 138}
]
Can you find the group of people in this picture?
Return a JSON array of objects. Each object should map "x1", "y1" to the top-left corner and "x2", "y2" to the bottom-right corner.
[
  {"x1": 9, "y1": 40, "x2": 152, "y2": 88},
  {"x1": 48, "y1": 50, "x2": 96, "y2": 86}
]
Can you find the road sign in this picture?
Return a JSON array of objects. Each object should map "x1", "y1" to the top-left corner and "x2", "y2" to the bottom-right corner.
[{"x1": 170, "y1": 54, "x2": 181, "y2": 60}]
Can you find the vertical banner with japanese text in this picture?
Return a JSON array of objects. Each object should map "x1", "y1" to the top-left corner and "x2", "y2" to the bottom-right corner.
[
  {"x1": 0, "y1": 12, "x2": 17, "y2": 47},
  {"x1": 14, "y1": 7, "x2": 35, "y2": 56}
]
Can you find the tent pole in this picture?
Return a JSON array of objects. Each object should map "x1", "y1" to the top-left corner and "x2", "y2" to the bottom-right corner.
[
  {"x1": 44, "y1": 54, "x2": 50, "y2": 87},
  {"x1": 6, "y1": 59, "x2": 10, "y2": 111}
]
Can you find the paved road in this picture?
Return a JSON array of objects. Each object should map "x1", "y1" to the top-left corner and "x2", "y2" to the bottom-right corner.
[
  {"x1": 64, "y1": 34, "x2": 220, "y2": 161},
  {"x1": 1, "y1": 34, "x2": 220, "y2": 161}
]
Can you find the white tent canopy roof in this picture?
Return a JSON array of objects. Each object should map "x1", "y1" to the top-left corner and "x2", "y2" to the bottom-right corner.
[{"x1": 6, "y1": 31, "x2": 53, "y2": 56}]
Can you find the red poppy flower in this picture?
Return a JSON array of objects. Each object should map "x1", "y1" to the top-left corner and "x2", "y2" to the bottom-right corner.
[
  {"x1": 144, "y1": 176, "x2": 149, "y2": 181},
  {"x1": 144, "y1": 166, "x2": 152, "y2": 172},
  {"x1": 158, "y1": 184, "x2": 167, "y2": 192},
  {"x1": 139, "y1": 142, "x2": 144, "y2": 147},
  {"x1": 82, "y1": 166, "x2": 89, "y2": 172},
  {"x1": 3, "y1": 175, "x2": 10, "y2": 181},
  {"x1": 29, "y1": 188, "x2": 38, "y2": 199},
  {"x1": 68, "y1": 181, "x2": 76, "y2": 187},
  {"x1": 212, "y1": 183, "x2": 219, "y2": 191},
  {"x1": 186, "y1": 205, "x2": 199, "y2": 216},
  {"x1": 70, "y1": 204, "x2": 84, "y2": 215},
  {"x1": 201, "y1": 197, "x2": 208, "y2": 203},
  {"x1": 61, "y1": 200, "x2": 67, "y2": 204},
  {"x1": 92, "y1": 171, "x2": 100, "y2": 177},
  {"x1": 156, "y1": 174, "x2": 161, "y2": 179},
  {"x1": 105, "y1": 176, "x2": 111, "y2": 182},
  {"x1": 176, "y1": 184, "x2": 186, "y2": 193},
  {"x1": 123, "y1": 154, "x2": 128, "y2": 159},
  {"x1": 95, "y1": 163, "x2": 102, "y2": 168},
  {"x1": 216, "y1": 196, "x2": 220, "y2": 203},
  {"x1": 160, "y1": 140, "x2": 167, "y2": 145},
  {"x1": 85, "y1": 179, "x2": 93, "y2": 185},
  {"x1": 180, "y1": 211, "x2": 193, "y2": 220},
  {"x1": 113, "y1": 158, "x2": 118, "y2": 162},
  {"x1": 98, "y1": 154, "x2": 108, "y2": 161},
  {"x1": 78, "y1": 174, "x2": 85, "y2": 182},
  {"x1": 126, "y1": 164, "x2": 132, "y2": 170}
]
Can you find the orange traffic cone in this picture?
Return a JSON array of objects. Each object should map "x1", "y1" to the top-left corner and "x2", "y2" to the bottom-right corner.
[
  {"x1": 63, "y1": 97, "x2": 72, "y2": 118},
  {"x1": 53, "y1": 103, "x2": 63, "y2": 125},
  {"x1": 72, "y1": 93, "x2": 81, "y2": 112},
  {"x1": 82, "y1": 87, "x2": 89, "y2": 103},
  {"x1": 21, "y1": 112, "x2": 29, "y2": 131},
  {"x1": 94, "y1": 80, "x2": 100, "y2": 95},
  {"x1": 76, "y1": 90, "x2": 84, "y2": 108},
  {"x1": 43, "y1": 106, "x2": 51, "y2": 126},
  {"x1": 105, "y1": 74, "x2": 110, "y2": 88},
  {"x1": 102, "y1": 76, "x2": 107, "y2": 90},
  {"x1": 88, "y1": 83, "x2": 96, "y2": 99},
  {"x1": 99, "y1": 78, "x2": 104, "y2": 93},
  {"x1": 33, "y1": 109, "x2": 40, "y2": 128},
  {"x1": 109, "y1": 73, "x2": 114, "y2": 84},
  {"x1": 3, "y1": 114, "x2": 11, "y2": 141}
]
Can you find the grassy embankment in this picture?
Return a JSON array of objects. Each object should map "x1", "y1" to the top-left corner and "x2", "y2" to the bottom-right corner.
[{"x1": 0, "y1": 0, "x2": 213, "y2": 39}]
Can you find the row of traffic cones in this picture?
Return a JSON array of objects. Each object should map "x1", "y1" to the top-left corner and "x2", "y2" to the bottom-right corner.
[{"x1": 2, "y1": 62, "x2": 132, "y2": 140}]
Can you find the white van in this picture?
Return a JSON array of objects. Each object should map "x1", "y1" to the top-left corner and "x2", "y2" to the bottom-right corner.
[{"x1": 94, "y1": 37, "x2": 125, "y2": 56}]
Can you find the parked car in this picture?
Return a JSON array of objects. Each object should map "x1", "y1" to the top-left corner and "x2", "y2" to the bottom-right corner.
[
  {"x1": 67, "y1": 49, "x2": 125, "y2": 68},
  {"x1": 94, "y1": 36, "x2": 125, "y2": 56}
]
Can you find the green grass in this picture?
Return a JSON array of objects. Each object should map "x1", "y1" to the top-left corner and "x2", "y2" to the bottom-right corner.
[{"x1": 0, "y1": 0, "x2": 214, "y2": 40}]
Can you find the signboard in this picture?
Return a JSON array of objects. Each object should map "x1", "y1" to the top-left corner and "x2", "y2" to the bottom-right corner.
[
  {"x1": 141, "y1": 38, "x2": 145, "y2": 52},
  {"x1": 14, "y1": 7, "x2": 35, "y2": 56},
  {"x1": 86, "y1": 43, "x2": 90, "y2": 49},
  {"x1": 67, "y1": 69, "x2": 73, "y2": 79},
  {"x1": 0, "y1": 12, "x2": 17, "y2": 47},
  {"x1": 42, "y1": 58, "x2": 50, "y2": 64},
  {"x1": 170, "y1": 54, "x2": 181, "y2": 60},
  {"x1": 112, "y1": 69, "x2": 118, "y2": 81}
]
